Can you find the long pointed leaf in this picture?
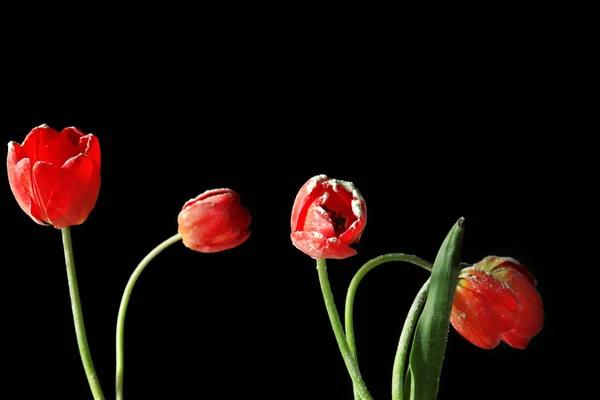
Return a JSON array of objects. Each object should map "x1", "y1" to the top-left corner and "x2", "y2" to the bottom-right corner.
[{"x1": 405, "y1": 217, "x2": 464, "y2": 400}]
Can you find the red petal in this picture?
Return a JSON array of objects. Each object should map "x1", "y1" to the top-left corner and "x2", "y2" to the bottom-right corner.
[
  {"x1": 303, "y1": 201, "x2": 337, "y2": 239},
  {"x1": 230, "y1": 204, "x2": 252, "y2": 231},
  {"x1": 458, "y1": 268, "x2": 520, "y2": 333},
  {"x1": 290, "y1": 231, "x2": 357, "y2": 259},
  {"x1": 182, "y1": 189, "x2": 238, "y2": 210},
  {"x1": 7, "y1": 143, "x2": 48, "y2": 225},
  {"x1": 21, "y1": 125, "x2": 79, "y2": 166},
  {"x1": 187, "y1": 230, "x2": 251, "y2": 253},
  {"x1": 76, "y1": 133, "x2": 101, "y2": 169},
  {"x1": 209, "y1": 192, "x2": 240, "y2": 209},
  {"x1": 323, "y1": 186, "x2": 355, "y2": 219},
  {"x1": 47, "y1": 155, "x2": 101, "y2": 228},
  {"x1": 494, "y1": 266, "x2": 544, "y2": 341},
  {"x1": 177, "y1": 199, "x2": 251, "y2": 253},
  {"x1": 62, "y1": 126, "x2": 86, "y2": 146},
  {"x1": 475, "y1": 256, "x2": 536, "y2": 286},
  {"x1": 499, "y1": 331, "x2": 532, "y2": 349},
  {"x1": 324, "y1": 179, "x2": 367, "y2": 244},
  {"x1": 290, "y1": 175, "x2": 329, "y2": 232},
  {"x1": 450, "y1": 285, "x2": 501, "y2": 349},
  {"x1": 32, "y1": 161, "x2": 60, "y2": 223},
  {"x1": 181, "y1": 201, "x2": 233, "y2": 238}
]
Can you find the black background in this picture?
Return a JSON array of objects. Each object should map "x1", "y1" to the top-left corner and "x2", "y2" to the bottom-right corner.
[{"x1": 2, "y1": 14, "x2": 586, "y2": 400}]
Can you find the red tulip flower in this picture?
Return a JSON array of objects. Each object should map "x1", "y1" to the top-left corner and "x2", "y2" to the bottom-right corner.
[
  {"x1": 177, "y1": 188, "x2": 251, "y2": 253},
  {"x1": 450, "y1": 256, "x2": 544, "y2": 349},
  {"x1": 7, "y1": 124, "x2": 101, "y2": 228},
  {"x1": 290, "y1": 174, "x2": 367, "y2": 259}
]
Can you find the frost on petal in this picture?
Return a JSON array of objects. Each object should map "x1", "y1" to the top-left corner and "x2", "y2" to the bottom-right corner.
[{"x1": 290, "y1": 231, "x2": 357, "y2": 259}]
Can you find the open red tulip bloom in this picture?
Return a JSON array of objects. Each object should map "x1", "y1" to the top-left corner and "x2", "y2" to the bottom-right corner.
[
  {"x1": 178, "y1": 188, "x2": 251, "y2": 253},
  {"x1": 7, "y1": 124, "x2": 101, "y2": 228},
  {"x1": 290, "y1": 174, "x2": 367, "y2": 259},
  {"x1": 450, "y1": 256, "x2": 544, "y2": 349}
]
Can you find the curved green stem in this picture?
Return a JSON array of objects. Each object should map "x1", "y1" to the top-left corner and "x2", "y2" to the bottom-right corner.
[
  {"x1": 316, "y1": 259, "x2": 373, "y2": 400},
  {"x1": 115, "y1": 233, "x2": 182, "y2": 400},
  {"x1": 391, "y1": 278, "x2": 430, "y2": 400},
  {"x1": 61, "y1": 227, "x2": 106, "y2": 400},
  {"x1": 344, "y1": 253, "x2": 432, "y2": 400}
]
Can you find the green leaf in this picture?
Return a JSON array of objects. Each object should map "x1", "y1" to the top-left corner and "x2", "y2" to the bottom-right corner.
[{"x1": 404, "y1": 217, "x2": 465, "y2": 400}]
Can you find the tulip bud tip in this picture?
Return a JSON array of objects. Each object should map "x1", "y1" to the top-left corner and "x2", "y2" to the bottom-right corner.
[{"x1": 458, "y1": 217, "x2": 465, "y2": 227}]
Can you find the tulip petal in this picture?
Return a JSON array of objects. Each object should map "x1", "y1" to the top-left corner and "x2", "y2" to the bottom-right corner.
[
  {"x1": 303, "y1": 201, "x2": 337, "y2": 239},
  {"x1": 188, "y1": 230, "x2": 251, "y2": 253},
  {"x1": 206, "y1": 192, "x2": 239, "y2": 210},
  {"x1": 7, "y1": 143, "x2": 48, "y2": 225},
  {"x1": 230, "y1": 204, "x2": 252, "y2": 231},
  {"x1": 183, "y1": 190, "x2": 238, "y2": 210},
  {"x1": 458, "y1": 268, "x2": 520, "y2": 333},
  {"x1": 323, "y1": 188, "x2": 355, "y2": 222},
  {"x1": 290, "y1": 231, "x2": 357, "y2": 259},
  {"x1": 31, "y1": 161, "x2": 60, "y2": 223},
  {"x1": 494, "y1": 266, "x2": 544, "y2": 342},
  {"x1": 21, "y1": 125, "x2": 79, "y2": 165},
  {"x1": 179, "y1": 201, "x2": 231, "y2": 240},
  {"x1": 493, "y1": 258, "x2": 537, "y2": 286},
  {"x1": 75, "y1": 132, "x2": 101, "y2": 169},
  {"x1": 499, "y1": 331, "x2": 532, "y2": 349},
  {"x1": 325, "y1": 179, "x2": 366, "y2": 244},
  {"x1": 290, "y1": 174, "x2": 329, "y2": 232},
  {"x1": 450, "y1": 285, "x2": 501, "y2": 349},
  {"x1": 476, "y1": 256, "x2": 536, "y2": 286},
  {"x1": 47, "y1": 155, "x2": 101, "y2": 228},
  {"x1": 62, "y1": 126, "x2": 86, "y2": 146},
  {"x1": 179, "y1": 200, "x2": 246, "y2": 247}
]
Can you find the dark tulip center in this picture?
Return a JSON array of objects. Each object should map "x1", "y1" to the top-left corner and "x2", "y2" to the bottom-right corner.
[{"x1": 322, "y1": 205, "x2": 348, "y2": 236}]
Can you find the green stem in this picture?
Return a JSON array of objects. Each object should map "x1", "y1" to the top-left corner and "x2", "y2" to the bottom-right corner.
[
  {"x1": 61, "y1": 227, "x2": 106, "y2": 400},
  {"x1": 391, "y1": 278, "x2": 430, "y2": 400},
  {"x1": 115, "y1": 233, "x2": 182, "y2": 400},
  {"x1": 316, "y1": 259, "x2": 373, "y2": 400},
  {"x1": 344, "y1": 253, "x2": 432, "y2": 400}
]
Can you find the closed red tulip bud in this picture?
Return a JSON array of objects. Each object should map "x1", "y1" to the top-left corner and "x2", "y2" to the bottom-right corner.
[
  {"x1": 290, "y1": 174, "x2": 367, "y2": 259},
  {"x1": 177, "y1": 188, "x2": 251, "y2": 253},
  {"x1": 7, "y1": 124, "x2": 101, "y2": 228},
  {"x1": 450, "y1": 256, "x2": 544, "y2": 349}
]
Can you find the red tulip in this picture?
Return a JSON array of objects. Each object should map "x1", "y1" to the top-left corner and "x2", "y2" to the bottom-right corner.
[
  {"x1": 450, "y1": 256, "x2": 544, "y2": 349},
  {"x1": 177, "y1": 188, "x2": 251, "y2": 253},
  {"x1": 7, "y1": 124, "x2": 101, "y2": 228},
  {"x1": 290, "y1": 174, "x2": 367, "y2": 259}
]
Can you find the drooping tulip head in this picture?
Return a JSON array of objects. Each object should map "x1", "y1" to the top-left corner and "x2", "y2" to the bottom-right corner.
[
  {"x1": 450, "y1": 256, "x2": 544, "y2": 349},
  {"x1": 290, "y1": 174, "x2": 367, "y2": 259},
  {"x1": 177, "y1": 188, "x2": 251, "y2": 253},
  {"x1": 7, "y1": 124, "x2": 101, "y2": 228}
]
